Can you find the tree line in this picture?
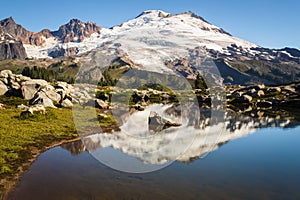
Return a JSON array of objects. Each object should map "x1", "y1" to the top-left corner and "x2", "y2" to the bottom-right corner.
[{"x1": 21, "y1": 66, "x2": 75, "y2": 84}]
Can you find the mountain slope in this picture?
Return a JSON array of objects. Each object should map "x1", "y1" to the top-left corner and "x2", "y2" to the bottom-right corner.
[{"x1": 0, "y1": 11, "x2": 300, "y2": 85}]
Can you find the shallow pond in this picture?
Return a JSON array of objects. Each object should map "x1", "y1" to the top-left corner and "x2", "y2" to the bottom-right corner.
[{"x1": 8, "y1": 105, "x2": 300, "y2": 200}]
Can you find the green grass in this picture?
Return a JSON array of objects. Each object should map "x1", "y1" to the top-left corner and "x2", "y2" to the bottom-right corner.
[
  {"x1": 0, "y1": 95, "x2": 117, "y2": 183},
  {"x1": 0, "y1": 96, "x2": 29, "y2": 108},
  {"x1": 72, "y1": 105, "x2": 117, "y2": 132},
  {"x1": 0, "y1": 107, "x2": 78, "y2": 179}
]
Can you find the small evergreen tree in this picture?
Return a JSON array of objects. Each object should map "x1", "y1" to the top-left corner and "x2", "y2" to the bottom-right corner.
[{"x1": 195, "y1": 73, "x2": 208, "y2": 90}]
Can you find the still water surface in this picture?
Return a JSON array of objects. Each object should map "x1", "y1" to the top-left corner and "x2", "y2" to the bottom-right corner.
[{"x1": 8, "y1": 105, "x2": 300, "y2": 200}]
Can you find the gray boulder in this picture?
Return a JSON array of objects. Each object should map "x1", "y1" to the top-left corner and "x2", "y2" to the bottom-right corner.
[
  {"x1": 0, "y1": 81, "x2": 8, "y2": 95},
  {"x1": 40, "y1": 85, "x2": 61, "y2": 102},
  {"x1": 0, "y1": 77, "x2": 8, "y2": 85},
  {"x1": 30, "y1": 92, "x2": 56, "y2": 108},
  {"x1": 95, "y1": 99, "x2": 109, "y2": 109},
  {"x1": 21, "y1": 79, "x2": 48, "y2": 100},
  {"x1": 10, "y1": 79, "x2": 21, "y2": 90},
  {"x1": 0, "y1": 70, "x2": 13, "y2": 78},
  {"x1": 61, "y1": 98, "x2": 73, "y2": 107},
  {"x1": 15, "y1": 74, "x2": 31, "y2": 82}
]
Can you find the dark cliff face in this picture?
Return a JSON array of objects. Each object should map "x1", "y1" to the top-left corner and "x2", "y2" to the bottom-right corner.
[
  {"x1": 0, "y1": 26, "x2": 27, "y2": 59},
  {"x1": 0, "y1": 41, "x2": 27, "y2": 59},
  {"x1": 49, "y1": 46, "x2": 79, "y2": 58},
  {"x1": 51, "y1": 19, "x2": 102, "y2": 43}
]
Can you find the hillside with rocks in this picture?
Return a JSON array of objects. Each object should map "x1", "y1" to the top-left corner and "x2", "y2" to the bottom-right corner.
[
  {"x1": 0, "y1": 70, "x2": 95, "y2": 109},
  {"x1": 0, "y1": 70, "x2": 299, "y2": 115}
]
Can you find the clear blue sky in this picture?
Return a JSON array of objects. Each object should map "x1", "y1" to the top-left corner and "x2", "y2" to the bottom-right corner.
[{"x1": 0, "y1": 0, "x2": 299, "y2": 49}]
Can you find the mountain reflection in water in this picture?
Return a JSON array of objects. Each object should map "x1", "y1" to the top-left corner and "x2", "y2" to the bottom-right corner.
[{"x1": 66, "y1": 104, "x2": 299, "y2": 164}]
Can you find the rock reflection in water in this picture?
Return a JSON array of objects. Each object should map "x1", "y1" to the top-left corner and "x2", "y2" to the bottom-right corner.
[{"x1": 61, "y1": 140, "x2": 86, "y2": 155}]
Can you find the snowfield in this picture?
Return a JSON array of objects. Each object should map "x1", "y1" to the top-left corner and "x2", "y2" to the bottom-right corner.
[{"x1": 24, "y1": 10, "x2": 259, "y2": 73}]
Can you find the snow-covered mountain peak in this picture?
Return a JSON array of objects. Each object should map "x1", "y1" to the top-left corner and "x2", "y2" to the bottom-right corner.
[
  {"x1": 135, "y1": 10, "x2": 172, "y2": 19},
  {"x1": 93, "y1": 10, "x2": 257, "y2": 73},
  {"x1": 21, "y1": 10, "x2": 260, "y2": 71}
]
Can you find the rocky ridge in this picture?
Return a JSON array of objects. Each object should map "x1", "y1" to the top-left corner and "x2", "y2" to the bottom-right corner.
[
  {"x1": 52, "y1": 19, "x2": 101, "y2": 43},
  {"x1": 0, "y1": 17, "x2": 102, "y2": 45}
]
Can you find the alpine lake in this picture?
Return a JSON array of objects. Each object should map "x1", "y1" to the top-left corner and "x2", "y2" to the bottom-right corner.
[{"x1": 7, "y1": 102, "x2": 300, "y2": 200}]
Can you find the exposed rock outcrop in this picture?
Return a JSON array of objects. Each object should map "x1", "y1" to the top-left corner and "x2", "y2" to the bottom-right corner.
[
  {"x1": 0, "y1": 17, "x2": 54, "y2": 46},
  {"x1": 49, "y1": 47, "x2": 79, "y2": 58},
  {"x1": 227, "y1": 83, "x2": 300, "y2": 109},
  {"x1": 0, "y1": 17, "x2": 102, "y2": 60},
  {"x1": 52, "y1": 19, "x2": 101, "y2": 43},
  {"x1": 0, "y1": 70, "x2": 77, "y2": 108},
  {"x1": 0, "y1": 26, "x2": 27, "y2": 59},
  {"x1": 0, "y1": 17, "x2": 32, "y2": 44},
  {"x1": 21, "y1": 79, "x2": 48, "y2": 100},
  {"x1": 0, "y1": 40, "x2": 27, "y2": 59}
]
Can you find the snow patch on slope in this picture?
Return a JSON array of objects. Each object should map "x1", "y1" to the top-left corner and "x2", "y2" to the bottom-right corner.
[{"x1": 24, "y1": 37, "x2": 59, "y2": 58}]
